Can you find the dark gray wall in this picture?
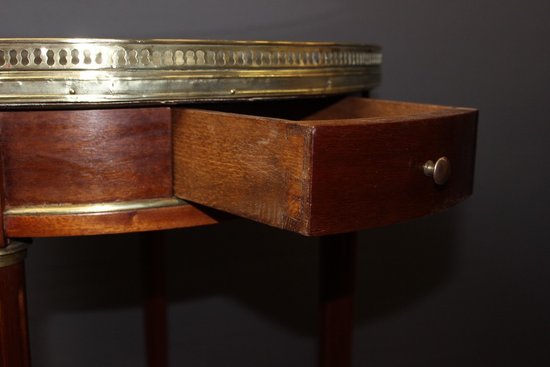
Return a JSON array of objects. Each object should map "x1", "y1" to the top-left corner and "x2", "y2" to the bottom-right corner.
[{"x1": 2, "y1": 0, "x2": 549, "y2": 366}]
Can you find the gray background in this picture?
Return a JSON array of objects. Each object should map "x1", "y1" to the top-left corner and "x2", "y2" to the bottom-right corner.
[{"x1": 2, "y1": 0, "x2": 549, "y2": 366}]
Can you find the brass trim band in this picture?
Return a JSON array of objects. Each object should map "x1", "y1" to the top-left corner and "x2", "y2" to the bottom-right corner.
[
  {"x1": 4, "y1": 197, "x2": 187, "y2": 216},
  {"x1": 0, "y1": 242, "x2": 28, "y2": 268},
  {"x1": 0, "y1": 39, "x2": 381, "y2": 106},
  {"x1": 0, "y1": 39, "x2": 382, "y2": 70}
]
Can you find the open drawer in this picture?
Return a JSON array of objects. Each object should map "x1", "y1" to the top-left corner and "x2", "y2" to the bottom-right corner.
[{"x1": 172, "y1": 97, "x2": 477, "y2": 236}]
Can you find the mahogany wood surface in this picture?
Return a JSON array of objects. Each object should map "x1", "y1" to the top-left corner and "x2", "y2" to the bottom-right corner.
[
  {"x1": 304, "y1": 97, "x2": 450, "y2": 120},
  {"x1": 308, "y1": 101, "x2": 478, "y2": 235},
  {"x1": 173, "y1": 108, "x2": 311, "y2": 234},
  {"x1": 141, "y1": 232, "x2": 168, "y2": 367},
  {"x1": 319, "y1": 233, "x2": 357, "y2": 367},
  {"x1": 173, "y1": 97, "x2": 478, "y2": 236},
  {"x1": 0, "y1": 113, "x2": 30, "y2": 365},
  {"x1": 4, "y1": 204, "x2": 218, "y2": 238},
  {"x1": 0, "y1": 143, "x2": 5, "y2": 248},
  {"x1": 0, "y1": 262, "x2": 30, "y2": 367},
  {"x1": 0, "y1": 98, "x2": 478, "y2": 367},
  {"x1": 0, "y1": 108, "x2": 172, "y2": 207}
]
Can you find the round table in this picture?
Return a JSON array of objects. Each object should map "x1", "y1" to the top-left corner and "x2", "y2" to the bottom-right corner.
[{"x1": 0, "y1": 38, "x2": 477, "y2": 367}]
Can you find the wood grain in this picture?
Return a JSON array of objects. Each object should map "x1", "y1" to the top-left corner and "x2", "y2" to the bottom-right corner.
[
  {"x1": 0, "y1": 135, "x2": 5, "y2": 248},
  {"x1": 173, "y1": 108, "x2": 312, "y2": 234},
  {"x1": 4, "y1": 204, "x2": 219, "y2": 237},
  {"x1": 308, "y1": 104, "x2": 478, "y2": 235},
  {"x1": 0, "y1": 262, "x2": 30, "y2": 367},
  {"x1": 173, "y1": 97, "x2": 478, "y2": 236},
  {"x1": 0, "y1": 108, "x2": 172, "y2": 207},
  {"x1": 304, "y1": 96, "x2": 448, "y2": 120}
]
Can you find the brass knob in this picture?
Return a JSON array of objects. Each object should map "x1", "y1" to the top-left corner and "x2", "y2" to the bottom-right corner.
[{"x1": 423, "y1": 156, "x2": 451, "y2": 185}]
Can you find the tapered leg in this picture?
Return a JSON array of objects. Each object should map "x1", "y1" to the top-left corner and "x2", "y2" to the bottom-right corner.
[
  {"x1": 0, "y1": 242, "x2": 30, "y2": 367},
  {"x1": 319, "y1": 232, "x2": 357, "y2": 367},
  {"x1": 141, "y1": 232, "x2": 168, "y2": 367}
]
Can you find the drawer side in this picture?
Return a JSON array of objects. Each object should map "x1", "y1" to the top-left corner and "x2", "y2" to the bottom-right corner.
[{"x1": 173, "y1": 109, "x2": 313, "y2": 233}]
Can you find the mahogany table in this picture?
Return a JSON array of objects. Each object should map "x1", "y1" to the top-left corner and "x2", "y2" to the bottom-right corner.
[{"x1": 0, "y1": 39, "x2": 477, "y2": 367}]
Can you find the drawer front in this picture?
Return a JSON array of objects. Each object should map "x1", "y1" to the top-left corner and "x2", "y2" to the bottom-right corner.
[
  {"x1": 173, "y1": 97, "x2": 478, "y2": 236},
  {"x1": 309, "y1": 109, "x2": 477, "y2": 235}
]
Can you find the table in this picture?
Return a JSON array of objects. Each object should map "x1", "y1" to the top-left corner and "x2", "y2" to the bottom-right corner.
[{"x1": 0, "y1": 39, "x2": 477, "y2": 367}]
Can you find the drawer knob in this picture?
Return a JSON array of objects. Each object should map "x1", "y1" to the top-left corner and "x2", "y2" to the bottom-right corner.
[{"x1": 423, "y1": 157, "x2": 451, "y2": 185}]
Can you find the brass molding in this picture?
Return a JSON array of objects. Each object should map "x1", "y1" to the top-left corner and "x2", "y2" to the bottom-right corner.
[
  {"x1": 0, "y1": 38, "x2": 381, "y2": 106},
  {"x1": 4, "y1": 197, "x2": 187, "y2": 216},
  {"x1": 0, "y1": 242, "x2": 28, "y2": 268}
]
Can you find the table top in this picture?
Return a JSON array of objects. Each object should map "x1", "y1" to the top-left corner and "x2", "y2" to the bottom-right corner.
[{"x1": 0, "y1": 38, "x2": 381, "y2": 107}]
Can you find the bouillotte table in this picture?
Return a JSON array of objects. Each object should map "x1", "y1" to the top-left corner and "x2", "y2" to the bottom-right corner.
[{"x1": 0, "y1": 39, "x2": 477, "y2": 367}]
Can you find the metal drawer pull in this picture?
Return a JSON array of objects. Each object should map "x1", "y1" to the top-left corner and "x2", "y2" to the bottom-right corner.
[{"x1": 423, "y1": 156, "x2": 451, "y2": 185}]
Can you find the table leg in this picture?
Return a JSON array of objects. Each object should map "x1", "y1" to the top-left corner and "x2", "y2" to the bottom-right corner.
[
  {"x1": 141, "y1": 232, "x2": 168, "y2": 367},
  {"x1": 0, "y1": 242, "x2": 31, "y2": 367},
  {"x1": 319, "y1": 232, "x2": 357, "y2": 367}
]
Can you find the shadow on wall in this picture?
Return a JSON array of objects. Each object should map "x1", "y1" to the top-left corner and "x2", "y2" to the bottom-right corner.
[{"x1": 26, "y1": 209, "x2": 456, "y2": 346}]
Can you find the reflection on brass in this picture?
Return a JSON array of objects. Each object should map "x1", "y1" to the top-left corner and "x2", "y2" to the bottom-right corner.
[
  {"x1": 0, "y1": 38, "x2": 382, "y2": 106},
  {"x1": 4, "y1": 197, "x2": 187, "y2": 216},
  {"x1": 424, "y1": 157, "x2": 451, "y2": 185},
  {"x1": 0, "y1": 242, "x2": 28, "y2": 268}
]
